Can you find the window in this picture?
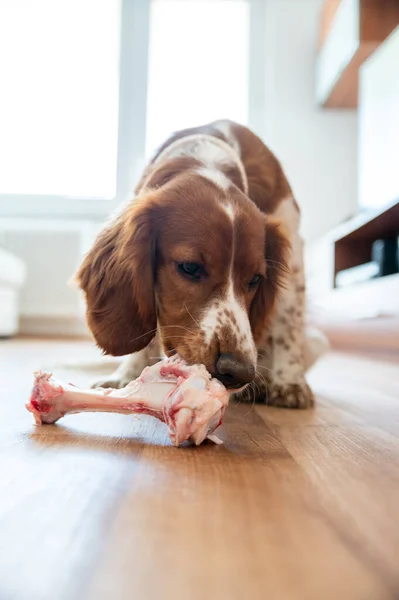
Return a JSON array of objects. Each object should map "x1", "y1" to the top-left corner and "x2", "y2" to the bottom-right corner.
[
  {"x1": 0, "y1": 0, "x2": 121, "y2": 199},
  {"x1": 146, "y1": 0, "x2": 249, "y2": 155},
  {"x1": 0, "y1": 0, "x2": 259, "y2": 217}
]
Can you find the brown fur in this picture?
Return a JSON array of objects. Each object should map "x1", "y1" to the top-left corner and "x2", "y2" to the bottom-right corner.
[
  {"x1": 136, "y1": 156, "x2": 202, "y2": 193},
  {"x1": 149, "y1": 123, "x2": 247, "y2": 193},
  {"x1": 151, "y1": 123, "x2": 227, "y2": 163},
  {"x1": 76, "y1": 121, "x2": 292, "y2": 374},
  {"x1": 76, "y1": 195, "x2": 159, "y2": 356},
  {"x1": 249, "y1": 218, "x2": 290, "y2": 340},
  {"x1": 229, "y1": 121, "x2": 298, "y2": 214}
]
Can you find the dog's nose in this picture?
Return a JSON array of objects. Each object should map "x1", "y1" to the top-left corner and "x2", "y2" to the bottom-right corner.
[{"x1": 215, "y1": 354, "x2": 255, "y2": 389}]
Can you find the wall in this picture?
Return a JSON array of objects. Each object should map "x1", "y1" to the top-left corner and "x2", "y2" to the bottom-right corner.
[
  {"x1": 359, "y1": 25, "x2": 399, "y2": 210},
  {"x1": 0, "y1": 0, "x2": 359, "y2": 336},
  {"x1": 258, "y1": 0, "x2": 358, "y2": 242},
  {"x1": 0, "y1": 0, "x2": 150, "y2": 337}
]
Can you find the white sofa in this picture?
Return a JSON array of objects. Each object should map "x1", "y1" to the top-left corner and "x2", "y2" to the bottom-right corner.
[{"x1": 0, "y1": 247, "x2": 26, "y2": 337}]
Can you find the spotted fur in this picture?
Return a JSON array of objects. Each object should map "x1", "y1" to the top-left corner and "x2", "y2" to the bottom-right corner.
[{"x1": 77, "y1": 120, "x2": 326, "y2": 405}]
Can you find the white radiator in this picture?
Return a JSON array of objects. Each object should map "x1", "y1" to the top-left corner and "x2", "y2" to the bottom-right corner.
[
  {"x1": 0, "y1": 246, "x2": 26, "y2": 336},
  {"x1": 0, "y1": 218, "x2": 101, "y2": 336}
]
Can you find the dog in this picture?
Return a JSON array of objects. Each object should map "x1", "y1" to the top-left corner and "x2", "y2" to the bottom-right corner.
[{"x1": 76, "y1": 120, "x2": 326, "y2": 407}]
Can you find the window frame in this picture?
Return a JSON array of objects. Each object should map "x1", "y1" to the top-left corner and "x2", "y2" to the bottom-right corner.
[{"x1": 0, "y1": 0, "x2": 264, "y2": 220}]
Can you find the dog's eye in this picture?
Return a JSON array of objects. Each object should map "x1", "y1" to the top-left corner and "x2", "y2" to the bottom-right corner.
[
  {"x1": 177, "y1": 262, "x2": 206, "y2": 281},
  {"x1": 248, "y1": 274, "x2": 262, "y2": 289}
]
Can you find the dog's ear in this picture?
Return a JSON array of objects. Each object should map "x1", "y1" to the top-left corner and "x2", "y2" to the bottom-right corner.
[
  {"x1": 250, "y1": 217, "x2": 290, "y2": 341},
  {"x1": 75, "y1": 195, "x2": 159, "y2": 356}
]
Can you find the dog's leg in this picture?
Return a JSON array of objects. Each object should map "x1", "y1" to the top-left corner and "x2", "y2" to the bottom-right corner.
[
  {"x1": 256, "y1": 197, "x2": 314, "y2": 408},
  {"x1": 93, "y1": 337, "x2": 162, "y2": 389},
  {"x1": 235, "y1": 272, "x2": 311, "y2": 408},
  {"x1": 264, "y1": 196, "x2": 313, "y2": 407},
  {"x1": 264, "y1": 266, "x2": 314, "y2": 408}
]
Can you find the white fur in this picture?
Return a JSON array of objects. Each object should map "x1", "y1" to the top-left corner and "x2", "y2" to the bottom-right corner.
[
  {"x1": 260, "y1": 194, "x2": 307, "y2": 383},
  {"x1": 155, "y1": 134, "x2": 234, "y2": 168},
  {"x1": 222, "y1": 203, "x2": 235, "y2": 221},
  {"x1": 273, "y1": 195, "x2": 299, "y2": 229},
  {"x1": 273, "y1": 195, "x2": 302, "y2": 265},
  {"x1": 94, "y1": 149, "x2": 323, "y2": 403},
  {"x1": 304, "y1": 327, "x2": 329, "y2": 370},
  {"x1": 199, "y1": 283, "x2": 256, "y2": 365},
  {"x1": 196, "y1": 167, "x2": 231, "y2": 191},
  {"x1": 199, "y1": 200, "x2": 256, "y2": 365},
  {"x1": 254, "y1": 193, "x2": 316, "y2": 406},
  {"x1": 224, "y1": 280, "x2": 257, "y2": 361},
  {"x1": 201, "y1": 303, "x2": 222, "y2": 346},
  {"x1": 213, "y1": 120, "x2": 241, "y2": 156},
  {"x1": 154, "y1": 133, "x2": 248, "y2": 194}
]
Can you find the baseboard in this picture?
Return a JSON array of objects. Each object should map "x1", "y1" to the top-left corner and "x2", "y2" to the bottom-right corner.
[{"x1": 19, "y1": 315, "x2": 91, "y2": 338}]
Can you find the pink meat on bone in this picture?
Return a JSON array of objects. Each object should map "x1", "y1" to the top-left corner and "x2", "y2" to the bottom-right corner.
[{"x1": 26, "y1": 357, "x2": 229, "y2": 446}]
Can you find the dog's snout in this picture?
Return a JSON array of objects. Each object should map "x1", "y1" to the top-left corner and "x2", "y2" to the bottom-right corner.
[{"x1": 215, "y1": 354, "x2": 255, "y2": 389}]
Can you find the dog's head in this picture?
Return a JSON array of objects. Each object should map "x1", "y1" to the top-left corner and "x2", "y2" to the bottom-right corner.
[{"x1": 76, "y1": 172, "x2": 289, "y2": 389}]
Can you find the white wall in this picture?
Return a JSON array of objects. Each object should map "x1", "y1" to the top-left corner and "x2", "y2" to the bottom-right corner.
[
  {"x1": 258, "y1": 0, "x2": 358, "y2": 242},
  {"x1": 0, "y1": 0, "x2": 150, "y2": 337},
  {"x1": 359, "y1": 26, "x2": 399, "y2": 210},
  {"x1": 0, "y1": 0, "x2": 359, "y2": 337}
]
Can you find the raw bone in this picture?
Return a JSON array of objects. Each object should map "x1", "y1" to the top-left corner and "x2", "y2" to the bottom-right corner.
[{"x1": 26, "y1": 357, "x2": 229, "y2": 447}]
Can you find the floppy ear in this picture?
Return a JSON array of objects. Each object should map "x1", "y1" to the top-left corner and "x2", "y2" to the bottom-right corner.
[
  {"x1": 75, "y1": 197, "x2": 158, "y2": 356},
  {"x1": 250, "y1": 217, "x2": 290, "y2": 341}
]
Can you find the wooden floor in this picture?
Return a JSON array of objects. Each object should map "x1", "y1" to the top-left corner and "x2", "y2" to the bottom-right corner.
[{"x1": 1, "y1": 338, "x2": 399, "y2": 600}]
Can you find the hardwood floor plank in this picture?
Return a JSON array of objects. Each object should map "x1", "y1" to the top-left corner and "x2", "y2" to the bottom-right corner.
[
  {"x1": 0, "y1": 339, "x2": 398, "y2": 600},
  {"x1": 279, "y1": 425, "x2": 399, "y2": 589},
  {"x1": 87, "y1": 435, "x2": 391, "y2": 600}
]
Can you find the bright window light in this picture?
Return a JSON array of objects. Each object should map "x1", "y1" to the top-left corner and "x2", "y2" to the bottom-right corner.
[
  {"x1": 0, "y1": 0, "x2": 121, "y2": 198},
  {"x1": 146, "y1": 0, "x2": 249, "y2": 155}
]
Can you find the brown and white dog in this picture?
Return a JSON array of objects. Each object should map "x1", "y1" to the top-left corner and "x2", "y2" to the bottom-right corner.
[{"x1": 76, "y1": 120, "x2": 326, "y2": 407}]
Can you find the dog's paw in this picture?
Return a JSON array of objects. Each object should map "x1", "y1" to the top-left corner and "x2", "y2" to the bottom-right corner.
[
  {"x1": 267, "y1": 380, "x2": 314, "y2": 409},
  {"x1": 92, "y1": 356, "x2": 159, "y2": 389},
  {"x1": 91, "y1": 374, "x2": 132, "y2": 389}
]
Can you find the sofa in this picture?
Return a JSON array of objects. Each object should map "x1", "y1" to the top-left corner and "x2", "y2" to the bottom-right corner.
[{"x1": 0, "y1": 247, "x2": 26, "y2": 337}]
